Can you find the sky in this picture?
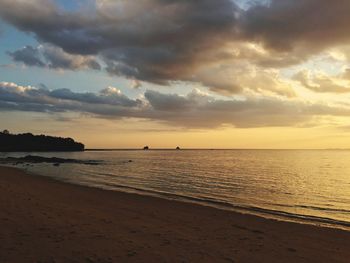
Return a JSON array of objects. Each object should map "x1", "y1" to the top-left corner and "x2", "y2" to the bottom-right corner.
[{"x1": 1, "y1": 0, "x2": 350, "y2": 149}]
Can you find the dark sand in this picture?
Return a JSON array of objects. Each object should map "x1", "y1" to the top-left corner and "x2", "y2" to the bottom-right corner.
[{"x1": 1, "y1": 166, "x2": 350, "y2": 263}]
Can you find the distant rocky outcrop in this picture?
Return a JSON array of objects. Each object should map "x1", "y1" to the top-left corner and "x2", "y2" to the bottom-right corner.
[
  {"x1": 143, "y1": 146, "x2": 149, "y2": 150},
  {"x1": 0, "y1": 131, "x2": 84, "y2": 152},
  {"x1": 176, "y1": 146, "x2": 181, "y2": 150}
]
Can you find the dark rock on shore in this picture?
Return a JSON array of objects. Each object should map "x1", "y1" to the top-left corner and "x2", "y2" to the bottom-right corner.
[{"x1": 0, "y1": 155, "x2": 102, "y2": 166}]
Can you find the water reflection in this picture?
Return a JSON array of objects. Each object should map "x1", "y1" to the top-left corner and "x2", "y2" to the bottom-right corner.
[{"x1": 4, "y1": 150, "x2": 350, "y2": 227}]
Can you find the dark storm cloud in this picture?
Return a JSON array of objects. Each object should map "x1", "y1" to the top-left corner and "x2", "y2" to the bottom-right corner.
[
  {"x1": 1, "y1": 81, "x2": 350, "y2": 128},
  {"x1": 241, "y1": 0, "x2": 350, "y2": 52},
  {"x1": 2, "y1": 0, "x2": 350, "y2": 95},
  {"x1": 0, "y1": 0, "x2": 240, "y2": 53},
  {"x1": 0, "y1": 0, "x2": 241, "y2": 87}
]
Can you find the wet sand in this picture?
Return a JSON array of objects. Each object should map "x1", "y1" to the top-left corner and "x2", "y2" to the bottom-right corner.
[{"x1": 1, "y1": 166, "x2": 350, "y2": 263}]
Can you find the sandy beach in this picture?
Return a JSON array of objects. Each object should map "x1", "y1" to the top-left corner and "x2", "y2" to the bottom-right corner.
[{"x1": 1, "y1": 166, "x2": 350, "y2": 263}]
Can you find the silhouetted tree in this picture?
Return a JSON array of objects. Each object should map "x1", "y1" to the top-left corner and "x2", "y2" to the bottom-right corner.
[{"x1": 0, "y1": 132, "x2": 84, "y2": 152}]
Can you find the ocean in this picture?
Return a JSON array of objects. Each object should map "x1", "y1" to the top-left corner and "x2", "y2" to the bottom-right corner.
[{"x1": 2, "y1": 150, "x2": 350, "y2": 229}]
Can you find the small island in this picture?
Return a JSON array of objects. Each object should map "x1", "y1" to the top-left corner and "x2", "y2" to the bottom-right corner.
[{"x1": 0, "y1": 130, "x2": 84, "y2": 152}]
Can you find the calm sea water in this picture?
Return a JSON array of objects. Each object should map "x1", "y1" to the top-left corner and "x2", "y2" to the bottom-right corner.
[{"x1": 2, "y1": 150, "x2": 350, "y2": 229}]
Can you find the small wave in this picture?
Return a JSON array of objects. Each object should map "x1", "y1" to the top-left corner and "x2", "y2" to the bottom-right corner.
[
  {"x1": 272, "y1": 203, "x2": 350, "y2": 214},
  {"x1": 296, "y1": 205, "x2": 350, "y2": 214}
]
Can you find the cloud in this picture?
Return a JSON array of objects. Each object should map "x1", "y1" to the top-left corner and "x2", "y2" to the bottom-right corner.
[
  {"x1": 0, "y1": 0, "x2": 245, "y2": 95},
  {"x1": 194, "y1": 63, "x2": 296, "y2": 97},
  {"x1": 8, "y1": 44, "x2": 101, "y2": 70},
  {"x1": 2, "y1": 0, "x2": 350, "y2": 96},
  {"x1": 0, "y1": 82, "x2": 142, "y2": 118},
  {"x1": 294, "y1": 70, "x2": 350, "y2": 93},
  {"x1": 1, "y1": 81, "x2": 350, "y2": 128},
  {"x1": 8, "y1": 45, "x2": 45, "y2": 67},
  {"x1": 343, "y1": 69, "x2": 350, "y2": 80},
  {"x1": 131, "y1": 79, "x2": 142, "y2": 89},
  {"x1": 0, "y1": 64, "x2": 15, "y2": 69},
  {"x1": 242, "y1": 0, "x2": 350, "y2": 52},
  {"x1": 143, "y1": 89, "x2": 350, "y2": 128},
  {"x1": 144, "y1": 90, "x2": 195, "y2": 112},
  {"x1": 50, "y1": 86, "x2": 140, "y2": 107}
]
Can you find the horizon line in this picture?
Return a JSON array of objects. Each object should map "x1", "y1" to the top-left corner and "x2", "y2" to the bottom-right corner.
[{"x1": 85, "y1": 148, "x2": 350, "y2": 151}]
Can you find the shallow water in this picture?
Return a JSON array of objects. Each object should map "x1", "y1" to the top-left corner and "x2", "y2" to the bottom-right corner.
[{"x1": 2, "y1": 150, "x2": 350, "y2": 229}]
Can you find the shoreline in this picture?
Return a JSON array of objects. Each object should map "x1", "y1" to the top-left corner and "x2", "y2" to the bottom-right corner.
[
  {"x1": 16, "y1": 164, "x2": 350, "y2": 232},
  {"x1": 77, "y1": 182, "x2": 350, "y2": 232},
  {"x1": 1, "y1": 166, "x2": 350, "y2": 262}
]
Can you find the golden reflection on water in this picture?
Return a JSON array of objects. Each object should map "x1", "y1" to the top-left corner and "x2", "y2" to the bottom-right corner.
[{"x1": 7, "y1": 150, "x2": 350, "y2": 226}]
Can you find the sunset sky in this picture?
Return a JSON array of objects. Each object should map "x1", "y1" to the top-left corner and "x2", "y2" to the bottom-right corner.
[{"x1": 1, "y1": 0, "x2": 350, "y2": 148}]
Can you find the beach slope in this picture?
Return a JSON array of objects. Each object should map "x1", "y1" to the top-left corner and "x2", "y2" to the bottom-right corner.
[{"x1": 1, "y1": 166, "x2": 350, "y2": 263}]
